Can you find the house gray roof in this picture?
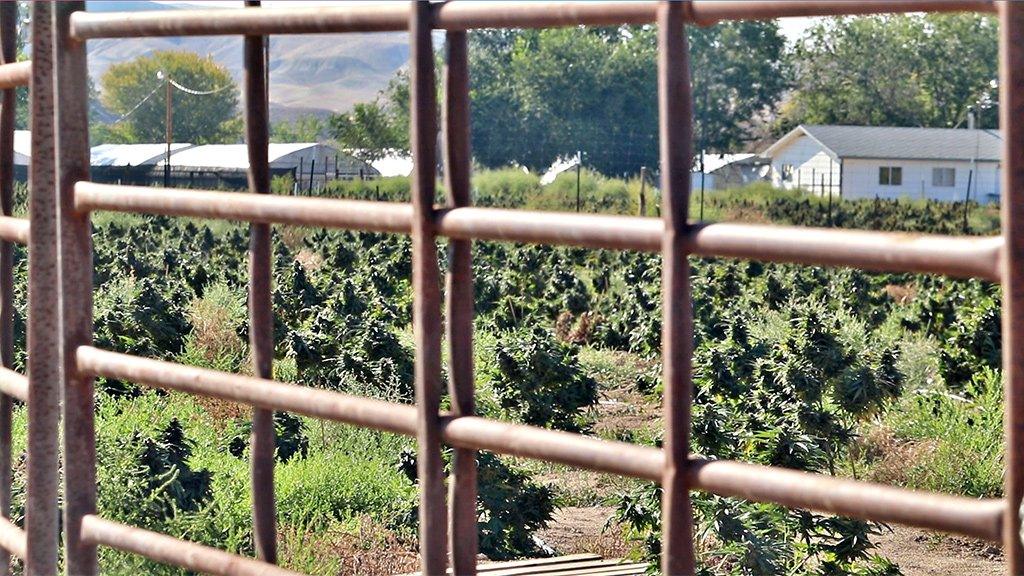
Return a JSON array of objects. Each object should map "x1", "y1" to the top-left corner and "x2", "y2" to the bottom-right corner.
[{"x1": 766, "y1": 125, "x2": 1002, "y2": 162}]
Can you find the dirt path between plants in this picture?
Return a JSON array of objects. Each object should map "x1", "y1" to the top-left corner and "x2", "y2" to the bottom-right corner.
[
  {"x1": 872, "y1": 525, "x2": 1003, "y2": 575},
  {"x1": 537, "y1": 506, "x2": 1005, "y2": 575}
]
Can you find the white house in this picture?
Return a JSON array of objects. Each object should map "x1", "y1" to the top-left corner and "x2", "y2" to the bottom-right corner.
[{"x1": 762, "y1": 125, "x2": 1002, "y2": 203}]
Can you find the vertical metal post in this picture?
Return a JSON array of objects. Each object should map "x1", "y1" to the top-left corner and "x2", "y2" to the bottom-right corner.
[
  {"x1": 27, "y1": 2, "x2": 60, "y2": 574},
  {"x1": 164, "y1": 75, "x2": 172, "y2": 188},
  {"x1": 0, "y1": 5, "x2": 16, "y2": 573},
  {"x1": 243, "y1": 0, "x2": 277, "y2": 565},
  {"x1": 410, "y1": 2, "x2": 447, "y2": 573},
  {"x1": 56, "y1": 1, "x2": 97, "y2": 573},
  {"x1": 657, "y1": 1, "x2": 696, "y2": 574},
  {"x1": 576, "y1": 154, "x2": 581, "y2": 212},
  {"x1": 639, "y1": 166, "x2": 647, "y2": 216},
  {"x1": 443, "y1": 30, "x2": 477, "y2": 576},
  {"x1": 1000, "y1": 2, "x2": 1024, "y2": 572}
]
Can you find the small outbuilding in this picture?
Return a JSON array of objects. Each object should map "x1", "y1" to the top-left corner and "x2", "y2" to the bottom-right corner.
[
  {"x1": 762, "y1": 125, "x2": 1002, "y2": 203},
  {"x1": 156, "y1": 143, "x2": 379, "y2": 190}
]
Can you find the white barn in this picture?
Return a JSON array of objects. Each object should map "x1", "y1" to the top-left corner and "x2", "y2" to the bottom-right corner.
[{"x1": 762, "y1": 125, "x2": 1002, "y2": 203}]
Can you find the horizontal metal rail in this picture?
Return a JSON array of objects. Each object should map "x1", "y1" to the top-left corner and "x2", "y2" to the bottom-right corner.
[
  {"x1": 0, "y1": 215, "x2": 28, "y2": 246},
  {"x1": 74, "y1": 182, "x2": 1002, "y2": 280},
  {"x1": 0, "y1": 367, "x2": 27, "y2": 403},
  {"x1": 0, "y1": 517, "x2": 25, "y2": 560},
  {"x1": 0, "y1": 61, "x2": 29, "y2": 90},
  {"x1": 75, "y1": 346, "x2": 1004, "y2": 542},
  {"x1": 74, "y1": 182, "x2": 413, "y2": 235},
  {"x1": 69, "y1": 1, "x2": 994, "y2": 39},
  {"x1": 79, "y1": 515, "x2": 300, "y2": 576}
]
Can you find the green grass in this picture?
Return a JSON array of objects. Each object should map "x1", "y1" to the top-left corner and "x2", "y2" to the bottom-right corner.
[{"x1": 856, "y1": 367, "x2": 1003, "y2": 498}]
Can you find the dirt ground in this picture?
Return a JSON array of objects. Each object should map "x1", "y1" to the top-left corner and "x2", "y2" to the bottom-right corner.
[
  {"x1": 537, "y1": 506, "x2": 1005, "y2": 575},
  {"x1": 872, "y1": 525, "x2": 1003, "y2": 575}
]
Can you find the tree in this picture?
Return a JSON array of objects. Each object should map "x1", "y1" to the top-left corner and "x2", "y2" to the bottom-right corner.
[
  {"x1": 783, "y1": 14, "x2": 998, "y2": 130},
  {"x1": 270, "y1": 115, "x2": 326, "y2": 143},
  {"x1": 338, "y1": 24, "x2": 785, "y2": 175},
  {"x1": 98, "y1": 50, "x2": 240, "y2": 144},
  {"x1": 327, "y1": 72, "x2": 409, "y2": 162}
]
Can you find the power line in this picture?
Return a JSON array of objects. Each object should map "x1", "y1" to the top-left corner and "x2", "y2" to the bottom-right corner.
[
  {"x1": 105, "y1": 81, "x2": 163, "y2": 124},
  {"x1": 167, "y1": 77, "x2": 233, "y2": 96},
  {"x1": 100, "y1": 74, "x2": 234, "y2": 126}
]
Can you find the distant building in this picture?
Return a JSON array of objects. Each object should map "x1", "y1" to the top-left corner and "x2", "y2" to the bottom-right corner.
[
  {"x1": 368, "y1": 151, "x2": 413, "y2": 178},
  {"x1": 157, "y1": 143, "x2": 378, "y2": 191},
  {"x1": 91, "y1": 143, "x2": 195, "y2": 185},
  {"x1": 761, "y1": 125, "x2": 1002, "y2": 203},
  {"x1": 700, "y1": 153, "x2": 768, "y2": 190}
]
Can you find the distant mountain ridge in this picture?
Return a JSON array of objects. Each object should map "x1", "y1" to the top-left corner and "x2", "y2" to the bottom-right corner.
[{"x1": 85, "y1": 1, "x2": 408, "y2": 122}]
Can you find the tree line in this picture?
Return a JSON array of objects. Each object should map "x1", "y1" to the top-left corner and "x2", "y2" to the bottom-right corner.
[{"x1": 92, "y1": 13, "x2": 998, "y2": 176}]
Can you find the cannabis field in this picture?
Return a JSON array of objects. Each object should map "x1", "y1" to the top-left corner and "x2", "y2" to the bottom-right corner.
[{"x1": 1, "y1": 172, "x2": 1005, "y2": 575}]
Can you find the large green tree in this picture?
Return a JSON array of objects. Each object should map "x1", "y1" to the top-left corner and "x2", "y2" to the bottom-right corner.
[
  {"x1": 98, "y1": 50, "x2": 240, "y2": 144},
  {"x1": 330, "y1": 23, "x2": 786, "y2": 176},
  {"x1": 328, "y1": 72, "x2": 409, "y2": 163},
  {"x1": 783, "y1": 13, "x2": 998, "y2": 130}
]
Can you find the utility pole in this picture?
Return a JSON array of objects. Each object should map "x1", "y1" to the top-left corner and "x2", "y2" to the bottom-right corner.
[
  {"x1": 575, "y1": 150, "x2": 582, "y2": 212},
  {"x1": 161, "y1": 71, "x2": 172, "y2": 187},
  {"x1": 639, "y1": 165, "x2": 647, "y2": 216},
  {"x1": 699, "y1": 149, "x2": 705, "y2": 220}
]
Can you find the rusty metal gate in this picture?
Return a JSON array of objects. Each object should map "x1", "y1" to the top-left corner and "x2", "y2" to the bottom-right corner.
[{"x1": 0, "y1": 1, "x2": 1022, "y2": 575}]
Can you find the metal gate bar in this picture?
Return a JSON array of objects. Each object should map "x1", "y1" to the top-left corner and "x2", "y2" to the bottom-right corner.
[
  {"x1": 242, "y1": 0, "x2": 277, "y2": 564},
  {"x1": 31, "y1": 1, "x2": 1024, "y2": 575},
  {"x1": 66, "y1": 1, "x2": 996, "y2": 39},
  {"x1": 72, "y1": 182, "x2": 1004, "y2": 280},
  {"x1": 999, "y1": 1, "x2": 1024, "y2": 568},
  {"x1": 0, "y1": 4, "x2": 17, "y2": 573},
  {"x1": 442, "y1": 29, "x2": 478, "y2": 574},
  {"x1": 657, "y1": 2, "x2": 696, "y2": 572}
]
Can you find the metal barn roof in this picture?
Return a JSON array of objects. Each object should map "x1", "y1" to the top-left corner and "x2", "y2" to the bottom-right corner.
[
  {"x1": 159, "y1": 143, "x2": 330, "y2": 169},
  {"x1": 764, "y1": 125, "x2": 1003, "y2": 162},
  {"x1": 91, "y1": 143, "x2": 195, "y2": 167},
  {"x1": 13, "y1": 130, "x2": 29, "y2": 165}
]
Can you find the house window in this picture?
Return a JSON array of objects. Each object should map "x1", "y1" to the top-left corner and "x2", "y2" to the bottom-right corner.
[
  {"x1": 781, "y1": 163, "x2": 794, "y2": 182},
  {"x1": 879, "y1": 166, "x2": 902, "y2": 186},
  {"x1": 932, "y1": 167, "x2": 955, "y2": 187}
]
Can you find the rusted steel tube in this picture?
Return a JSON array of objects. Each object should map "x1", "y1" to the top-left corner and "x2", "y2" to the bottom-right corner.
[
  {"x1": 0, "y1": 369, "x2": 27, "y2": 404},
  {"x1": 688, "y1": 1, "x2": 995, "y2": 26},
  {"x1": 688, "y1": 222, "x2": 1003, "y2": 281},
  {"x1": 27, "y1": 3, "x2": 60, "y2": 574},
  {"x1": 442, "y1": 29, "x2": 477, "y2": 575},
  {"x1": 0, "y1": 62, "x2": 29, "y2": 90},
  {"x1": 0, "y1": 518, "x2": 25, "y2": 560},
  {"x1": 68, "y1": 1, "x2": 993, "y2": 39},
  {"x1": 54, "y1": 2, "x2": 98, "y2": 574},
  {"x1": 657, "y1": 2, "x2": 696, "y2": 572},
  {"x1": 74, "y1": 183, "x2": 1003, "y2": 280},
  {"x1": 999, "y1": 1, "x2": 1024, "y2": 570},
  {"x1": 80, "y1": 515, "x2": 301, "y2": 576},
  {"x1": 409, "y1": 3, "x2": 448, "y2": 573},
  {"x1": 243, "y1": 0, "x2": 276, "y2": 565},
  {"x1": 76, "y1": 346, "x2": 420, "y2": 435},
  {"x1": 76, "y1": 347, "x2": 1002, "y2": 542},
  {"x1": 0, "y1": 217, "x2": 28, "y2": 246},
  {"x1": 0, "y1": 5, "x2": 16, "y2": 574},
  {"x1": 441, "y1": 416, "x2": 664, "y2": 482},
  {"x1": 74, "y1": 182, "x2": 413, "y2": 233},
  {"x1": 688, "y1": 459, "x2": 1004, "y2": 543}
]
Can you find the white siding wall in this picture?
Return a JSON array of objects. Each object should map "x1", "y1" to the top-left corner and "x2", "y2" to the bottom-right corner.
[
  {"x1": 769, "y1": 134, "x2": 841, "y2": 197},
  {"x1": 841, "y1": 159, "x2": 1000, "y2": 203}
]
